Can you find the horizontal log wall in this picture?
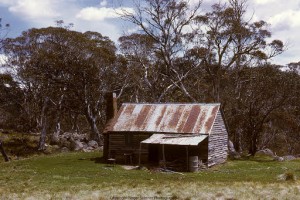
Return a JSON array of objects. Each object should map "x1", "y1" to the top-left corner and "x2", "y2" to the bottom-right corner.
[
  {"x1": 208, "y1": 111, "x2": 228, "y2": 167},
  {"x1": 108, "y1": 132, "x2": 150, "y2": 163}
]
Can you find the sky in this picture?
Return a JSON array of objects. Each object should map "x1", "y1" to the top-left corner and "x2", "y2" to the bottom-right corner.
[{"x1": 0, "y1": 0, "x2": 300, "y2": 65}]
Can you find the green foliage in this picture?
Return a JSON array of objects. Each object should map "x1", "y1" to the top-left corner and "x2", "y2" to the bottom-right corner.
[
  {"x1": 3, "y1": 26, "x2": 121, "y2": 147},
  {"x1": 0, "y1": 0, "x2": 300, "y2": 156}
]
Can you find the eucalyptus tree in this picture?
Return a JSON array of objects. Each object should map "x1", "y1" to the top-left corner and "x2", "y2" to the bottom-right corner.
[
  {"x1": 120, "y1": 0, "x2": 202, "y2": 102},
  {"x1": 4, "y1": 27, "x2": 117, "y2": 149},
  {"x1": 0, "y1": 73, "x2": 25, "y2": 130},
  {"x1": 118, "y1": 33, "x2": 165, "y2": 102},
  {"x1": 224, "y1": 65, "x2": 299, "y2": 155},
  {"x1": 193, "y1": 0, "x2": 285, "y2": 102}
]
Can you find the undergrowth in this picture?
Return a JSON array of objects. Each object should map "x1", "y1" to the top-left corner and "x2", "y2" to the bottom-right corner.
[{"x1": 0, "y1": 131, "x2": 39, "y2": 157}]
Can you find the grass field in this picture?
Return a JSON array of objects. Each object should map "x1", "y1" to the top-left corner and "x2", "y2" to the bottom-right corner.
[{"x1": 0, "y1": 152, "x2": 300, "y2": 200}]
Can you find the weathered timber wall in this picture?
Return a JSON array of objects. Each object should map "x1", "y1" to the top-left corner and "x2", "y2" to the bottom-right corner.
[
  {"x1": 197, "y1": 138, "x2": 208, "y2": 162},
  {"x1": 103, "y1": 134, "x2": 109, "y2": 159},
  {"x1": 208, "y1": 110, "x2": 228, "y2": 167},
  {"x1": 108, "y1": 132, "x2": 150, "y2": 163}
]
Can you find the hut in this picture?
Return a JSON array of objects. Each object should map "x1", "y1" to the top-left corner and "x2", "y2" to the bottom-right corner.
[{"x1": 103, "y1": 98, "x2": 228, "y2": 170}]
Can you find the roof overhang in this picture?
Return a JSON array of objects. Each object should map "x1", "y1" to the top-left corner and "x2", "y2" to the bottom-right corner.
[{"x1": 141, "y1": 134, "x2": 208, "y2": 146}]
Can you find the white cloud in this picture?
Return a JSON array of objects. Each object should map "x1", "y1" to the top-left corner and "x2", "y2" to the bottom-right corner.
[
  {"x1": 269, "y1": 10, "x2": 300, "y2": 29},
  {"x1": 100, "y1": 0, "x2": 107, "y2": 7},
  {"x1": 0, "y1": 0, "x2": 16, "y2": 6},
  {"x1": 76, "y1": 6, "x2": 134, "y2": 21},
  {"x1": 0, "y1": 0, "x2": 125, "y2": 42},
  {"x1": 73, "y1": 19, "x2": 121, "y2": 42},
  {"x1": 249, "y1": 1, "x2": 300, "y2": 64},
  {"x1": 254, "y1": 0, "x2": 276, "y2": 5},
  {"x1": 8, "y1": 0, "x2": 60, "y2": 19},
  {"x1": 76, "y1": 7, "x2": 117, "y2": 21}
]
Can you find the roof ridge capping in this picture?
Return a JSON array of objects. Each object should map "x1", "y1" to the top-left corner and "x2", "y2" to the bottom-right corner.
[{"x1": 122, "y1": 102, "x2": 221, "y2": 105}]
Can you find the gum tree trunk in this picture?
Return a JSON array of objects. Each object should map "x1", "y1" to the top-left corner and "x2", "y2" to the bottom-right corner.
[
  {"x1": 38, "y1": 96, "x2": 49, "y2": 150},
  {"x1": 0, "y1": 140, "x2": 9, "y2": 162},
  {"x1": 85, "y1": 104, "x2": 102, "y2": 144},
  {"x1": 51, "y1": 94, "x2": 64, "y2": 144}
]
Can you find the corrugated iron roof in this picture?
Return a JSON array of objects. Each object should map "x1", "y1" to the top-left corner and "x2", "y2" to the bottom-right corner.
[
  {"x1": 108, "y1": 103, "x2": 220, "y2": 134},
  {"x1": 141, "y1": 134, "x2": 208, "y2": 146}
]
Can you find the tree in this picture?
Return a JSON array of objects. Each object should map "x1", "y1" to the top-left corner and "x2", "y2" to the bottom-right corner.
[
  {"x1": 193, "y1": 0, "x2": 284, "y2": 102},
  {"x1": 0, "y1": 73, "x2": 25, "y2": 130},
  {"x1": 120, "y1": 0, "x2": 202, "y2": 102},
  {"x1": 287, "y1": 61, "x2": 300, "y2": 75},
  {"x1": 0, "y1": 18, "x2": 9, "y2": 50},
  {"x1": 4, "y1": 27, "x2": 117, "y2": 149},
  {"x1": 224, "y1": 65, "x2": 298, "y2": 155},
  {"x1": 0, "y1": 139, "x2": 9, "y2": 162},
  {"x1": 118, "y1": 33, "x2": 166, "y2": 102}
]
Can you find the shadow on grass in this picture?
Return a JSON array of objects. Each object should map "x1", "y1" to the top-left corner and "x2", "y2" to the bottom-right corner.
[{"x1": 88, "y1": 157, "x2": 119, "y2": 168}]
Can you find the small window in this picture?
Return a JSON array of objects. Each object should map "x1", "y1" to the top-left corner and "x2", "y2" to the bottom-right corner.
[{"x1": 125, "y1": 134, "x2": 133, "y2": 146}]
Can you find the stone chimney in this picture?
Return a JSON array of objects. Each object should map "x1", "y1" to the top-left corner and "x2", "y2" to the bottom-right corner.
[{"x1": 105, "y1": 92, "x2": 117, "y2": 122}]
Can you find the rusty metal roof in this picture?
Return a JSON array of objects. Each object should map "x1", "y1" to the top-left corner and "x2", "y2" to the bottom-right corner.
[
  {"x1": 108, "y1": 103, "x2": 220, "y2": 134},
  {"x1": 141, "y1": 134, "x2": 208, "y2": 146}
]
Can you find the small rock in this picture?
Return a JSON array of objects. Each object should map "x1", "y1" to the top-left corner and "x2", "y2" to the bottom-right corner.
[
  {"x1": 61, "y1": 147, "x2": 70, "y2": 153},
  {"x1": 256, "y1": 149, "x2": 275, "y2": 157},
  {"x1": 74, "y1": 140, "x2": 84, "y2": 151},
  {"x1": 82, "y1": 142, "x2": 88, "y2": 149},
  {"x1": 283, "y1": 155, "x2": 296, "y2": 161},
  {"x1": 88, "y1": 140, "x2": 99, "y2": 148},
  {"x1": 274, "y1": 156, "x2": 284, "y2": 162},
  {"x1": 86, "y1": 146, "x2": 94, "y2": 151},
  {"x1": 83, "y1": 148, "x2": 91, "y2": 153}
]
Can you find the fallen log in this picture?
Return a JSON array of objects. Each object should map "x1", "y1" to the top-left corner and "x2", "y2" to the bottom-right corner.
[{"x1": 0, "y1": 140, "x2": 9, "y2": 162}]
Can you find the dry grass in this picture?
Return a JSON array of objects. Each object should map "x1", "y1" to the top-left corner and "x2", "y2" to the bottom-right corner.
[
  {"x1": 0, "y1": 152, "x2": 300, "y2": 200},
  {"x1": 1, "y1": 182, "x2": 300, "y2": 199}
]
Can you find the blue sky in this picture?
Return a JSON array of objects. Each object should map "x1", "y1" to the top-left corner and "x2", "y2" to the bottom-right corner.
[{"x1": 1, "y1": 0, "x2": 300, "y2": 65}]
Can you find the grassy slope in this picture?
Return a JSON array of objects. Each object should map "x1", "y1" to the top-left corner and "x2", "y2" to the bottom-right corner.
[
  {"x1": 0, "y1": 152, "x2": 300, "y2": 200},
  {"x1": 0, "y1": 132, "x2": 39, "y2": 157}
]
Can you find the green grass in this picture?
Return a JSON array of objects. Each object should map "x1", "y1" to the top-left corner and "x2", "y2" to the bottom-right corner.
[{"x1": 0, "y1": 152, "x2": 300, "y2": 199}]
